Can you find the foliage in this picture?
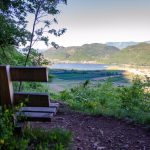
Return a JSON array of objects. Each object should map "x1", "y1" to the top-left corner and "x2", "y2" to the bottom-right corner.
[
  {"x1": 118, "y1": 77, "x2": 150, "y2": 123},
  {"x1": 0, "y1": 46, "x2": 43, "y2": 66},
  {"x1": 0, "y1": 109, "x2": 13, "y2": 148},
  {"x1": 14, "y1": 82, "x2": 49, "y2": 93},
  {"x1": 0, "y1": 45, "x2": 50, "y2": 67},
  {"x1": 0, "y1": 15, "x2": 28, "y2": 48},
  {"x1": 56, "y1": 77, "x2": 150, "y2": 124},
  {"x1": 0, "y1": 0, "x2": 67, "y2": 66},
  {"x1": 0, "y1": 0, "x2": 29, "y2": 48},
  {"x1": 30, "y1": 49, "x2": 49, "y2": 66},
  {"x1": 0, "y1": 46, "x2": 26, "y2": 65},
  {"x1": 21, "y1": 0, "x2": 67, "y2": 65},
  {"x1": 58, "y1": 80, "x2": 120, "y2": 115},
  {"x1": 119, "y1": 78, "x2": 146, "y2": 111},
  {"x1": 0, "y1": 108, "x2": 72, "y2": 150},
  {"x1": 0, "y1": 108, "x2": 29, "y2": 150}
]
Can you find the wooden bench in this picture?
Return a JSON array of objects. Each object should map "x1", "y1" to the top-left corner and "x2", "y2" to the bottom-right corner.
[{"x1": 0, "y1": 65, "x2": 59, "y2": 122}]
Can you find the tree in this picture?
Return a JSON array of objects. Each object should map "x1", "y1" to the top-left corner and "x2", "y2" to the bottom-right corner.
[
  {"x1": 30, "y1": 49, "x2": 49, "y2": 66},
  {"x1": 18, "y1": 0, "x2": 67, "y2": 90},
  {"x1": 23, "y1": 0, "x2": 67, "y2": 66},
  {"x1": 0, "y1": 0, "x2": 67, "y2": 66},
  {"x1": 0, "y1": 0, "x2": 67, "y2": 91},
  {"x1": 0, "y1": 0, "x2": 29, "y2": 49}
]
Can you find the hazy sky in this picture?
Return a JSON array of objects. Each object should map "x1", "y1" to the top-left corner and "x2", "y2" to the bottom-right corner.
[{"x1": 30, "y1": 0, "x2": 150, "y2": 49}]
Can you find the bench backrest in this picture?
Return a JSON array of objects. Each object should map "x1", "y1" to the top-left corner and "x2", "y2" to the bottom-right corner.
[{"x1": 0, "y1": 65, "x2": 49, "y2": 107}]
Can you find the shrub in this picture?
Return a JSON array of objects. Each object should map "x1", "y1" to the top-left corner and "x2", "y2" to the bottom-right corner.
[
  {"x1": 119, "y1": 78, "x2": 145, "y2": 111},
  {"x1": 0, "y1": 108, "x2": 72, "y2": 149},
  {"x1": 57, "y1": 77, "x2": 150, "y2": 124}
]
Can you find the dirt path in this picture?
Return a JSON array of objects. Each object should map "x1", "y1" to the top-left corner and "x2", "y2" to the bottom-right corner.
[{"x1": 33, "y1": 103, "x2": 150, "y2": 150}]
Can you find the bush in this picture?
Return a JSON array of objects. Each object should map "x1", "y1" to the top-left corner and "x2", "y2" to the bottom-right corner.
[
  {"x1": 57, "y1": 77, "x2": 150, "y2": 124},
  {"x1": 0, "y1": 108, "x2": 72, "y2": 149},
  {"x1": 0, "y1": 109, "x2": 14, "y2": 149},
  {"x1": 58, "y1": 81, "x2": 120, "y2": 115},
  {"x1": 119, "y1": 78, "x2": 145, "y2": 111},
  {"x1": 118, "y1": 77, "x2": 150, "y2": 123}
]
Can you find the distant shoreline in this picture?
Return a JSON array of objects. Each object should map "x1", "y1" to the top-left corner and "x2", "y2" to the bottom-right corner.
[
  {"x1": 49, "y1": 61, "x2": 150, "y2": 68},
  {"x1": 48, "y1": 63, "x2": 108, "y2": 71},
  {"x1": 48, "y1": 61, "x2": 150, "y2": 77},
  {"x1": 50, "y1": 60, "x2": 103, "y2": 65}
]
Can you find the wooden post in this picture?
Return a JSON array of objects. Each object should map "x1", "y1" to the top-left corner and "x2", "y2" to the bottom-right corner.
[{"x1": 0, "y1": 65, "x2": 14, "y2": 107}]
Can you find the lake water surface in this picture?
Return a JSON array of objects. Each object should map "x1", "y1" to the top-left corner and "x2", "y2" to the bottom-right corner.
[
  {"x1": 48, "y1": 63, "x2": 127, "y2": 92},
  {"x1": 49, "y1": 63, "x2": 108, "y2": 70}
]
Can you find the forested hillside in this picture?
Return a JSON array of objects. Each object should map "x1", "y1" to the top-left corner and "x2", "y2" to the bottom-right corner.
[
  {"x1": 44, "y1": 42, "x2": 150, "y2": 65},
  {"x1": 106, "y1": 43, "x2": 150, "y2": 65},
  {"x1": 44, "y1": 43, "x2": 120, "y2": 62}
]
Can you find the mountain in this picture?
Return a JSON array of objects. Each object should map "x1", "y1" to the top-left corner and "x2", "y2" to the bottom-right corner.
[
  {"x1": 106, "y1": 42, "x2": 138, "y2": 49},
  {"x1": 105, "y1": 43, "x2": 150, "y2": 65},
  {"x1": 43, "y1": 42, "x2": 150, "y2": 65},
  {"x1": 145, "y1": 41, "x2": 150, "y2": 44},
  {"x1": 43, "y1": 43, "x2": 120, "y2": 62}
]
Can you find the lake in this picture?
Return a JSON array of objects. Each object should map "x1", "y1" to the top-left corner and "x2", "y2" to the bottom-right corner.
[
  {"x1": 49, "y1": 63, "x2": 108, "y2": 70},
  {"x1": 48, "y1": 63, "x2": 127, "y2": 92}
]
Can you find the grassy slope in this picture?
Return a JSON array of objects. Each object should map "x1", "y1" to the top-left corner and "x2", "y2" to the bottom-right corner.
[
  {"x1": 44, "y1": 43, "x2": 120, "y2": 62},
  {"x1": 0, "y1": 46, "x2": 25, "y2": 65}
]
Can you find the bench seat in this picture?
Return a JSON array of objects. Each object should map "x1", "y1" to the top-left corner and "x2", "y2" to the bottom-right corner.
[
  {"x1": 16, "y1": 111, "x2": 53, "y2": 122},
  {"x1": 16, "y1": 102, "x2": 59, "y2": 122},
  {"x1": 20, "y1": 107, "x2": 57, "y2": 113}
]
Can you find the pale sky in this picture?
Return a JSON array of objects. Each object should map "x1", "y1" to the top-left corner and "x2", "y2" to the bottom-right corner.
[{"x1": 28, "y1": 0, "x2": 150, "y2": 50}]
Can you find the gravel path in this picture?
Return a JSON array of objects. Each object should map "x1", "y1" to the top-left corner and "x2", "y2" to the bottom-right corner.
[{"x1": 32, "y1": 103, "x2": 150, "y2": 150}]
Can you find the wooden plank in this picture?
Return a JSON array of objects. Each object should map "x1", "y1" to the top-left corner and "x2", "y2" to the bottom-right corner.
[
  {"x1": 0, "y1": 65, "x2": 13, "y2": 107},
  {"x1": 14, "y1": 92, "x2": 49, "y2": 107},
  {"x1": 10, "y1": 66, "x2": 48, "y2": 82},
  {"x1": 20, "y1": 107, "x2": 57, "y2": 114},
  {"x1": 50, "y1": 103, "x2": 59, "y2": 109},
  {"x1": 16, "y1": 112, "x2": 53, "y2": 122}
]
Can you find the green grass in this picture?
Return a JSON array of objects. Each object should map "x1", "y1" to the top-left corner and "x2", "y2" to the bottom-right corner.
[
  {"x1": 23, "y1": 128, "x2": 72, "y2": 150},
  {"x1": 53, "y1": 77, "x2": 150, "y2": 124},
  {"x1": 0, "y1": 109, "x2": 72, "y2": 150},
  {"x1": 0, "y1": 46, "x2": 26, "y2": 65}
]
